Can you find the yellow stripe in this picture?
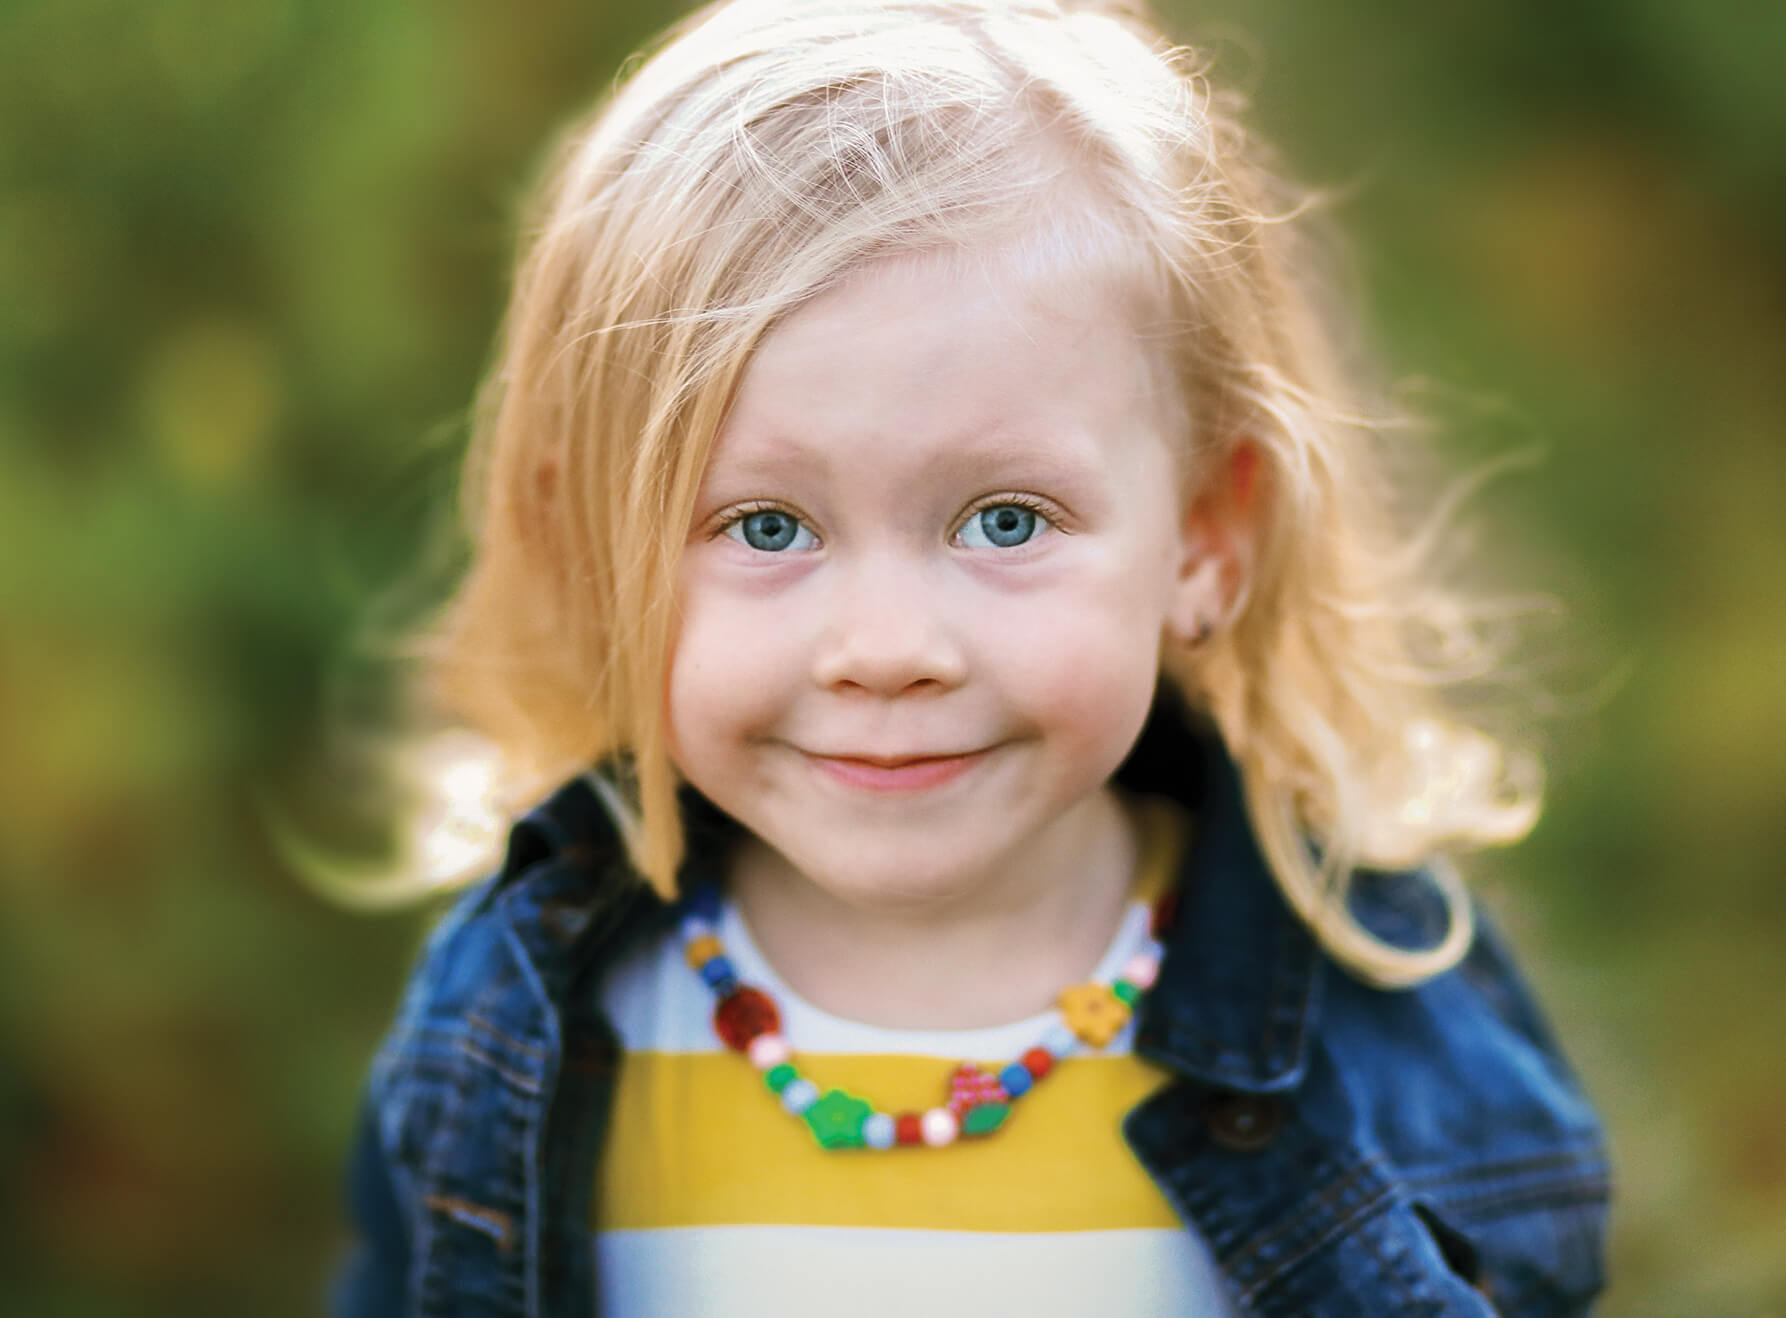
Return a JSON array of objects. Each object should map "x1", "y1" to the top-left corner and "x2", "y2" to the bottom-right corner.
[{"x1": 595, "y1": 1051, "x2": 1180, "y2": 1232}]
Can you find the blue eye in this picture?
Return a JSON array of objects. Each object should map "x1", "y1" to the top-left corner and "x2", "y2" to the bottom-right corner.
[
  {"x1": 959, "y1": 503, "x2": 1040, "y2": 549},
  {"x1": 726, "y1": 509, "x2": 815, "y2": 552}
]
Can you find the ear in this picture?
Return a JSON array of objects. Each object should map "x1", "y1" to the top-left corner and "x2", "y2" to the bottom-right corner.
[{"x1": 1165, "y1": 441, "x2": 1264, "y2": 646}]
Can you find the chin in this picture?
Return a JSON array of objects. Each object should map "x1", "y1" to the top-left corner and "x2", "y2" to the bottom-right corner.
[{"x1": 784, "y1": 834, "x2": 1013, "y2": 913}]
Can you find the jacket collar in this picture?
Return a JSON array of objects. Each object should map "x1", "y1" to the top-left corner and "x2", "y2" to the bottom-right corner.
[
  {"x1": 491, "y1": 691, "x2": 1328, "y2": 1095},
  {"x1": 1116, "y1": 694, "x2": 1324, "y2": 1095},
  {"x1": 485, "y1": 775, "x2": 669, "y2": 1008}
]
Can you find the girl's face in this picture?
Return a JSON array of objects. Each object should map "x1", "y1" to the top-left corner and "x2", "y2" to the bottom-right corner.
[{"x1": 667, "y1": 251, "x2": 1205, "y2": 914}]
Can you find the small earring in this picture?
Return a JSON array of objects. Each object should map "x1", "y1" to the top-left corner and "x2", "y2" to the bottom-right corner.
[{"x1": 1176, "y1": 558, "x2": 1224, "y2": 648}]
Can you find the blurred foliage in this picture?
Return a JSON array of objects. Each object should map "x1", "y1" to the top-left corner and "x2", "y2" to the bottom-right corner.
[{"x1": 1, "y1": 0, "x2": 1781, "y2": 1314}]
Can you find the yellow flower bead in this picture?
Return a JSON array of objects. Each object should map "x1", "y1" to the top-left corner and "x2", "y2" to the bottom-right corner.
[
  {"x1": 684, "y1": 934, "x2": 724, "y2": 969},
  {"x1": 1058, "y1": 982, "x2": 1130, "y2": 1048}
]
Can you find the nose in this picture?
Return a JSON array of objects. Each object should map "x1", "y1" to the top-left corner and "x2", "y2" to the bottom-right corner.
[{"x1": 810, "y1": 551, "x2": 967, "y2": 696}]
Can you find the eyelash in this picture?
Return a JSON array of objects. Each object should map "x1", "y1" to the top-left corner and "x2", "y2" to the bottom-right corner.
[
  {"x1": 707, "y1": 493, "x2": 1063, "y2": 548},
  {"x1": 960, "y1": 493, "x2": 1053, "y2": 529},
  {"x1": 709, "y1": 500, "x2": 810, "y2": 543}
]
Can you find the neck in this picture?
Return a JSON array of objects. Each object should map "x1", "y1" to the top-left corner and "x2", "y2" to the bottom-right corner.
[{"x1": 727, "y1": 787, "x2": 1140, "y2": 1030}]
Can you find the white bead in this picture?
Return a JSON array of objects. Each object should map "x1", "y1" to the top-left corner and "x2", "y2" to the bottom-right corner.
[
  {"x1": 747, "y1": 1032, "x2": 791, "y2": 1069},
  {"x1": 781, "y1": 1078, "x2": 818, "y2": 1114},
  {"x1": 920, "y1": 1107, "x2": 958, "y2": 1147},
  {"x1": 1120, "y1": 951, "x2": 1160, "y2": 990},
  {"x1": 1041, "y1": 1023, "x2": 1078, "y2": 1058},
  {"x1": 862, "y1": 1113, "x2": 896, "y2": 1149},
  {"x1": 679, "y1": 915, "x2": 717, "y2": 942}
]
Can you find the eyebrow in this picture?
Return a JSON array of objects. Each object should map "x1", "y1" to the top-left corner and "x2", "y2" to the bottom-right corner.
[{"x1": 704, "y1": 418, "x2": 1107, "y2": 487}]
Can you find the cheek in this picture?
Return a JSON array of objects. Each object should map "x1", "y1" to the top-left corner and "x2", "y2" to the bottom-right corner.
[
  {"x1": 996, "y1": 581, "x2": 1167, "y2": 766},
  {"x1": 665, "y1": 579, "x2": 800, "y2": 762}
]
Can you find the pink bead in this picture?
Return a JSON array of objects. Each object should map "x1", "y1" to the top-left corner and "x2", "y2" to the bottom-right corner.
[
  {"x1": 1120, "y1": 951, "x2": 1160, "y2": 990},
  {"x1": 920, "y1": 1107, "x2": 959, "y2": 1147},
  {"x1": 747, "y1": 1032, "x2": 791, "y2": 1069}
]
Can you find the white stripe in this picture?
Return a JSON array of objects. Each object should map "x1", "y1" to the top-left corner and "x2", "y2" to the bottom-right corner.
[
  {"x1": 601, "y1": 921, "x2": 729, "y2": 1054},
  {"x1": 594, "y1": 1224, "x2": 1240, "y2": 1317}
]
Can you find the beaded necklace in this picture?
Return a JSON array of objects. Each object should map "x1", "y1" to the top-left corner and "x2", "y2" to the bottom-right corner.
[{"x1": 676, "y1": 879, "x2": 1174, "y2": 1151}]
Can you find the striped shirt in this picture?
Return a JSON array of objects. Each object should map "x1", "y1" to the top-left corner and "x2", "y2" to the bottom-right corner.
[{"x1": 593, "y1": 797, "x2": 1239, "y2": 1317}]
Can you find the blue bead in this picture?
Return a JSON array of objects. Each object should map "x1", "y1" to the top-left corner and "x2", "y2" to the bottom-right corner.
[
  {"x1": 699, "y1": 956, "x2": 737, "y2": 989},
  {"x1": 862, "y1": 1113, "x2": 896, "y2": 1149},
  {"x1": 1042, "y1": 1023, "x2": 1078, "y2": 1057},
  {"x1": 781, "y1": 1077, "x2": 819, "y2": 1114},
  {"x1": 999, "y1": 1063, "x2": 1032, "y2": 1097}
]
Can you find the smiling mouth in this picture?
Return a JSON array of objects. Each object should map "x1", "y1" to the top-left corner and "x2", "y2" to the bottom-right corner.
[{"x1": 803, "y1": 748, "x2": 990, "y2": 792}]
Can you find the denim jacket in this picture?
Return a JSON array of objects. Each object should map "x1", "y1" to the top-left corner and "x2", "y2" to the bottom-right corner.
[{"x1": 335, "y1": 705, "x2": 1611, "y2": 1316}]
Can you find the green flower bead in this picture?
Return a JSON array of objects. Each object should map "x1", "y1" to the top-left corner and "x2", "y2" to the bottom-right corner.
[
  {"x1": 1112, "y1": 980, "x2": 1141, "y2": 1007},
  {"x1": 804, "y1": 1089, "x2": 871, "y2": 1149},
  {"x1": 765, "y1": 1063, "x2": 797, "y2": 1093}
]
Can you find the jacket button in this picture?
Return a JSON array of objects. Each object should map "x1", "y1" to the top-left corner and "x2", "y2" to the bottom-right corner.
[{"x1": 1205, "y1": 1091, "x2": 1286, "y2": 1152}]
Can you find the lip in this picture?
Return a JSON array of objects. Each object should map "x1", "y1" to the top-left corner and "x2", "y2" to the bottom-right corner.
[{"x1": 803, "y1": 748, "x2": 990, "y2": 793}]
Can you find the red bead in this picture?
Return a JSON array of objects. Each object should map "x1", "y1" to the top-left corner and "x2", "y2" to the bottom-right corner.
[
  {"x1": 1022, "y1": 1047, "x2": 1053, "y2": 1080},
  {"x1": 894, "y1": 1112, "x2": 924, "y2": 1146},
  {"x1": 713, "y1": 987, "x2": 780, "y2": 1052}
]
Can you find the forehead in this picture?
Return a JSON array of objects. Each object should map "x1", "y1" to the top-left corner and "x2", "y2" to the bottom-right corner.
[{"x1": 708, "y1": 247, "x2": 1176, "y2": 482}]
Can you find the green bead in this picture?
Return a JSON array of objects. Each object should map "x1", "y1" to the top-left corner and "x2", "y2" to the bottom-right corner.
[
  {"x1": 1112, "y1": 980, "x2": 1141, "y2": 1007},
  {"x1": 962, "y1": 1102, "x2": 1010, "y2": 1136},
  {"x1": 765, "y1": 1063, "x2": 797, "y2": 1093},
  {"x1": 804, "y1": 1089, "x2": 871, "y2": 1149}
]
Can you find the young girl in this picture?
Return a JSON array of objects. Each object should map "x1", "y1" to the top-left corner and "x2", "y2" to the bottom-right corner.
[{"x1": 336, "y1": 0, "x2": 1610, "y2": 1313}]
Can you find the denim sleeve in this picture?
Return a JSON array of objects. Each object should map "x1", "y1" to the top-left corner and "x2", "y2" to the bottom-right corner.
[
  {"x1": 331, "y1": 1092, "x2": 411, "y2": 1317},
  {"x1": 1326, "y1": 878, "x2": 1612, "y2": 1315}
]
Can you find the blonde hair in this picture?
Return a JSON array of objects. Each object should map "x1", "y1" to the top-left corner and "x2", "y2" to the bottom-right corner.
[{"x1": 417, "y1": 0, "x2": 1540, "y2": 988}]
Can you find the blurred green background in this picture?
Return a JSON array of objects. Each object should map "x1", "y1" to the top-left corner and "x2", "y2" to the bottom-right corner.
[{"x1": 2, "y1": 0, "x2": 1782, "y2": 1313}]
